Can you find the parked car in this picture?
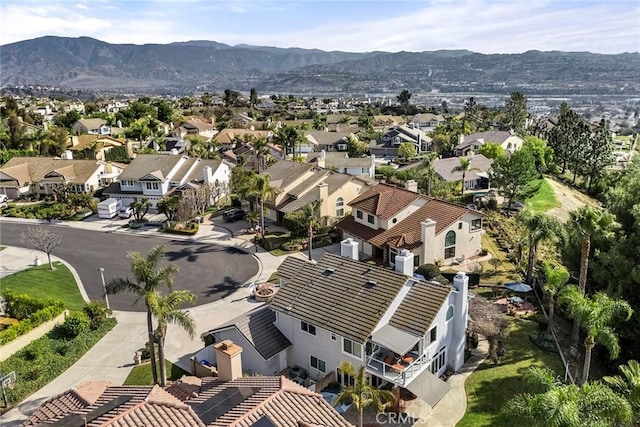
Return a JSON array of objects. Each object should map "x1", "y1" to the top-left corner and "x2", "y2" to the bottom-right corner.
[
  {"x1": 118, "y1": 206, "x2": 133, "y2": 219},
  {"x1": 502, "y1": 201, "x2": 526, "y2": 211},
  {"x1": 0, "y1": 194, "x2": 8, "y2": 203},
  {"x1": 223, "y1": 208, "x2": 246, "y2": 222}
]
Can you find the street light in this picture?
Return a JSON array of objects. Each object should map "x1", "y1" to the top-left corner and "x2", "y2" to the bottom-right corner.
[{"x1": 98, "y1": 267, "x2": 110, "y2": 309}]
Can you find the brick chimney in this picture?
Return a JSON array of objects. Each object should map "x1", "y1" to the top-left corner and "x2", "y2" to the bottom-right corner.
[{"x1": 214, "y1": 340, "x2": 243, "y2": 381}]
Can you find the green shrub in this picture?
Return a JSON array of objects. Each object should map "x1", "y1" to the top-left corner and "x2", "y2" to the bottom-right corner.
[
  {"x1": 55, "y1": 312, "x2": 90, "y2": 339},
  {"x1": 83, "y1": 301, "x2": 112, "y2": 330},
  {"x1": 415, "y1": 264, "x2": 441, "y2": 280},
  {"x1": 531, "y1": 314, "x2": 549, "y2": 331},
  {"x1": 163, "y1": 223, "x2": 199, "y2": 235},
  {"x1": 282, "y1": 210, "x2": 307, "y2": 237},
  {"x1": 0, "y1": 292, "x2": 64, "y2": 345}
]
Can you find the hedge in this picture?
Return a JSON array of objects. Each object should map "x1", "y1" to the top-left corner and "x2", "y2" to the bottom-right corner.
[
  {"x1": 0, "y1": 292, "x2": 65, "y2": 345},
  {"x1": 163, "y1": 223, "x2": 199, "y2": 235},
  {"x1": 0, "y1": 316, "x2": 117, "y2": 413}
]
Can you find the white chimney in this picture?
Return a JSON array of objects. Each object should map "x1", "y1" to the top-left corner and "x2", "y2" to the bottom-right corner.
[
  {"x1": 404, "y1": 180, "x2": 418, "y2": 193},
  {"x1": 340, "y1": 238, "x2": 359, "y2": 260},
  {"x1": 214, "y1": 340, "x2": 243, "y2": 381},
  {"x1": 117, "y1": 120, "x2": 122, "y2": 128},
  {"x1": 370, "y1": 154, "x2": 376, "y2": 179},
  {"x1": 420, "y1": 219, "x2": 437, "y2": 264},
  {"x1": 203, "y1": 166, "x2": 213, "y2": 185},
  {"x1": 61, "y1": 150, "x2": 74, "y2": 160},
  {"x1": 450, "y1": 272, "x2": 469, "y2": 371},
  {"x1": 458, "y1": 134, "x2": 464, "y2": 144},
  {"x1": 394, "y1": 249, "x2": 415, "y2": 276},
  {"x1": 317, "y1": 150, "x2": 326, "y2": 169},
  {"x1": 170, "y1": 148, "x2": 179, "y2": 155}
]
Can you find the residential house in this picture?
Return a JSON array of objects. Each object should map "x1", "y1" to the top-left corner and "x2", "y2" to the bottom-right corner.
[
  {"x1": 432, "y1": 155, "x2": 493, "y2": 191},
  {"x1": 228, "y1": 113, "x2": 257, "y2": 129},
  {"x1": 25, "y1": 344, "x2": 352, "y2": 426},
  {"x1": 371, "y1": 125, "x2": 432, "y2": 158},
  {"x1": 373, "y1": 115, "x2": 405, "y2": 128},
  {"x1": 71, "y1": 118, "x2": 123, "y2": 137},
  {"x1": 67, "y1": 135, "x2": 131, "y2": 161},
  {"x1": 408, "y1": 113, "x2": 445, "y2": 130},
  {"x1": 261, "y1": 160, "x2": 374, "y2": 224},
  {"x1": 303, "y1": 130, "x2": 354, "y2": 152},
  {"x1": 266, "y1": 249, "x2": 470, "y2": 408},
  {"x1": 145, "y1": 137, "x2": 189, "y2": 154},
  {"x1": 307, "y1": 150, "x2": 376, "y2": 179},
  {"x1": 214, "y1": 129, "x2": 272, "y2": 151},
  {"x1": 103, "y1": 154, "x2": 231, "y2": 208},
  {"x1": 0, "y1": 156, "x2": 123, "y2": 199},
  {"x1": 171, "y1": 116, "x2": 217, "y2": 140},
  {"x1": 454, "y1": 130, "x2": 523, "y2": 156},
  {"x1": 336, "y1": 182, "x2": 484, "y2": 266}
]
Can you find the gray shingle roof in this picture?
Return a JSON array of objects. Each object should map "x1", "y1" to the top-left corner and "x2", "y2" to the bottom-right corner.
[
  {"x1": 432, "y1": 155, "x2": 493, "y2": 182},
  {"x1": 276, "y1": 256, "x2": 312, "y2": 282},
  {"x1": 389, "y1": 281, "x2": 452, "y2": 336},
  {"x1": 211, "y1": 306, "x2": 292, "y2": 360},
  {"x1": 307, "y1": 152, "x2": 372, "y2": 169},
  {"x1": 269, "y1": 253, "x2": 410, "y2": 343},
  {"x1": 117, "y1": 154, "x2": 186, "y2": 181}
]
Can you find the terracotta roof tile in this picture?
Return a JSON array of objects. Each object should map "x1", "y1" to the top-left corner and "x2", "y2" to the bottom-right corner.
[
  {"x1": 348, "y1": 183, "x2": 422, "y2": 220},
  {"x1": 335, "y1": 215, "x2": 384, "y2": 242}
]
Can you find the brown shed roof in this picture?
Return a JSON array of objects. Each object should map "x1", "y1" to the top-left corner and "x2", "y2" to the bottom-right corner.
[{"x1": 269, "y1": 253, "x2": 410, "y2": 343}]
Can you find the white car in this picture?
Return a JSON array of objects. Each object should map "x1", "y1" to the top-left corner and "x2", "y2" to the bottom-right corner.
[
  {"x1": 118, "y1": 206, "x2": 133, "y2": 218},
  {"x1": 0, "y1": 194, "x2": 8, "y2": 203}
]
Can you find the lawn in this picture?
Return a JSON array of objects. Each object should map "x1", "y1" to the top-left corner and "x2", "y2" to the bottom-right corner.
[
  {"x1": 123, "y1": 360, "x2": 191, "y2": 385},
  {"x1": 1, "y1": 262, "x2": 86, "y2": 311},
  {"x1": 457, "y1": 317, "x2": 565, "y2": 427},
  {"x1": 479, "y1": 234, "x2": 522, "y2": 285},
  {"x1": 525, "y1": 178, "x2": 561, "y2": 213}
]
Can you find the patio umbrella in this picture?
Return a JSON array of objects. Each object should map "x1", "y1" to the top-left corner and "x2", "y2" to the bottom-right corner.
[{"x1": 505, "y1": 282, "x2": 533, "y2": 293}]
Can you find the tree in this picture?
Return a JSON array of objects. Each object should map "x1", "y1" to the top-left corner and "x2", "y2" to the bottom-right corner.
[
  {"x1": 560, "y1": 287, "x2": 633, "y2": 384},
  {"x1": 157, "y1": 195, "x2": 180, "y2": 222},
  {"x1": 252, "y1": 137, "x2": 270, "y2": 173},
  {"x1": 6, "y1": 113, "x2": 27, "y2": 149},
  {"x1": 451, "y1": 157, "x2": 480, "y2": 195},
  {"x1": 584, "y1": 119, "x2": 614, "y2": 191},
  {"x1": 518, "y1": 210, "x2": 561, "y2": 285},
  {"x1": 251, "y1": 174, "x2": 277, "y2": 239},
  {"x1": 502, "y1": 366, "x2": 633, "y2": 427},
  {"x1": 245, "y1": 209, "x2": 259, "y2": 231},
  {"x1": 346, "y1": 133, "x2": 368, "y2": 157},
  {"x1": 417, "y1": 152, "x2": 439, "y2": 196},
  {"x1": 357, "y1": 113, "x2": 373, "y2": 132},
  {"x1": 334, "y1": 361, "x2": 394, "y2": 427},
  {"x1": 468, "y1": 296, "x2": 507, "y2": 364},
  {"x1": 477, "y1": 143, "x2": 505, "y2": 160},
  {"x1": 503, "y1": 92, "x2": 528, "y2": 134},
  {"x1": 397, "y1": 89, "x2": 412, "y2": 112},
  {"x1": 521, "y1": 135, "x2": 554, "y2": 174},
  {"x1": 432, "y1": 117, "x2": 472, "y2": 157},
  {"x1": 148, "y1": 289, "x2": 196, "y2": 386},
  {"x1": 603, "y1": 360, "x2": 640, "y2": 423},
  {"x1": 249, "y1": 88, "x2": 259, "y2": 107},
  {"x1": 130, "y1": 197, "x2": 151, "y2": 221},
  {"x1": 489, "y1": 148, "x2": 538, "y2": 209},
  {"x1": 23, "y1": 226, "x2": 63, "y2": 269},
  {"x1": 302, "y1": 201, "x2": 321, "y2": 261},
  {"x1": 273, "y1": 125, "x2": 305, "y2": 160},
  {"x1": 106, "y1": 245, "x2": 179, "y2": 384},
  {"x1": 540, "y1": 261, "x2": 570, "y2": 334},
  {"x1": 548, "y1": 103, "x2": 590, "y2": 179},
  {"x1": 397, "y1": 142, "x2": 416, "y2": 162},
  {"x1": 154, "y1": 100, "x2": 174, "y2": 124}
]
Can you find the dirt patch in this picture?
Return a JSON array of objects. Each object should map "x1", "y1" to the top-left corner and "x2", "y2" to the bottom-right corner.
[{"x1": 545, "y1": 178, "x2": 600, "y2": 222}]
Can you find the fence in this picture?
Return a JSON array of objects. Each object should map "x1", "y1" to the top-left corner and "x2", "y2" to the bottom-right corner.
[{"x1": 0, "y1": 310, "x2": 68, "y2": 362}]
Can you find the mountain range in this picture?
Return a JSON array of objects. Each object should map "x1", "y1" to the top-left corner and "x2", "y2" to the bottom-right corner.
[{"x1": 2, "y1": 36, "x2": 639, "y2": 95}]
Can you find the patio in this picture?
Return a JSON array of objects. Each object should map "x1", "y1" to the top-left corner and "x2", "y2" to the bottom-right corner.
[
  {"x1": 366, "y1": 347, "x2": 431, "y2": 387},
  {"x1": 494, "y1": 297, "x2": 536, "y2": 315}
]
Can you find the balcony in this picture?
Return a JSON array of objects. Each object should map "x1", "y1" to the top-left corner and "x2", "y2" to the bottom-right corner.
[{"x1": 365, "y1": 345, "x2": 431, "y2": 388}]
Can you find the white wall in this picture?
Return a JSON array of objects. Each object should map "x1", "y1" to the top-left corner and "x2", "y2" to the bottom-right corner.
[
  {"x1": 211, "y1": 327, "x2": 273, "y2": 375},
  {"x1": 425, "y1": 212, "x2": 483, "y2": 264}
]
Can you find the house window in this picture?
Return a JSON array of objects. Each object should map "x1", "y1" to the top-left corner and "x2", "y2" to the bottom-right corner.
[
  {"x1": 337, "y1": 367, "x2": 355, "y2": 386},
  {"x1": 428, "y1": 326, "x2": 438, "y2": 344},
  {"x1": 446, "y1": 306, "x2": 454, "y2": 321},
  {"x1": 336, "y1": 197, "x2": 344, "y2": 217},
  {"x1": 343, "y1": 338, "x2": 362, "y2": 359},
  {"x1": 389, "y1": 248, "x2": 398, "y2": 266},
  {"x1": 367, "y1": 214, "x2": 375, "y2": 224},
  {"x1": 444, "y1": 231, "x2": 456, "y2": 259},
  {"x1": 356, "y1": 210, "x2": 363, "y2": 219},
  {"x1": 471, "y1": 219, "x2": 482, "y2": 231},
  {"x1": 145, "y1": 182, "x2": 159, "y2": 190},
  {"x1": 301, "y1": 321, "x2": 316, "y2": 336},
  {"x1": 310, "y1": 355, "x2": 326, "y2": 373},
  {"x1": 431, "y1": 347, "x2": 447, "y2": 374}
]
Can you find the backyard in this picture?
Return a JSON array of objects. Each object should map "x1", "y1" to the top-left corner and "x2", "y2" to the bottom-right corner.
[
  {"x1": 123, "y1": 360, "x2": 190, "y2": 385},
  {"x1": 524, "y1": 178, "x2": 561, "y2": 213}
]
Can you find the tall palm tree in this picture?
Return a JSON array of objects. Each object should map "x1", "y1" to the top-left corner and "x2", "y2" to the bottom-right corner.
[
  {"x1": 518, "y1": 210, "x2": 561, "y2": 285},
  {"x1": 540, "y1": 261, "x2": 570, "y2": 334},
  {"x1": 419, "y1": 152, "x2": 439, "y2": 196},
  {"x1": 334, "y1": 361, "x2": 394, "y2": 427},
  {"x1": 301, "y1": 201, "x2": 321, "y2": 261},
  {"x1": 503, "y1": 366, "x2": 633, "y2": 427},
  {"x1": 251, "y1": 137, "x2": 270, "y2": 173},
  {"x1": 451, "y1": 157, "x2": 480, "y2": 195},
  {"x1": 603, "y1": 360, "x2": 640, "y2": 423},
  {"x1": 106, "y1": 245, "x2": 179, "y2": 384},
  {"x1": 559, "y1": 286, "x2": 633, "y2": 384},
  {"x1": 251, "y1": 174, "x2": 277, "y2": 238},
  {"x1": 148, "y1": 289, "x2": 196, "y2": 386},
  {"x1": 567, "y1": 206, "x2": 617, "y2": 352}
]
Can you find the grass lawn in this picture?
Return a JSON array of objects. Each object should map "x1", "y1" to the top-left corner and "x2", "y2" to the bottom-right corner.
[
  {"x1": 1, "y1": 261, "x2": 86, "y2": 311},
  {"x1": 479, "y1": 234, "x2": 522, "y2": 285},
  {"x1": 525, "y1": 179, "x2": 561, "y2": 213},
  {"x1": 457, "y1": 317, "x2": 565, "y2": 427},
  {"x1": 124, "y1": 360, "x2": 191, "y2": 385}
]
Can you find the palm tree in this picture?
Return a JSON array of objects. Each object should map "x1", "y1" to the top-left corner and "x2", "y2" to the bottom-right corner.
[
  {"x1": 451, "y1": 157, "x2": 480, "y2": 195},
  {"x1": 603, "y1": 360, "x2": 640, "y2": 423},
  {"x1": 503, "y1": 366, "x2": 633, "y2": 427},
  {"x1": 559, "y1": 287, "x2": 633, "y2": 384},
  {"x1": 418, "y1": 152, "x2": 439, "y2": 196},
  {"x1": 301, "y1": 201, "x2": 321, "y2": 261},
  {"x1": 251, "y1": 174, "x2": 277, "y2": 239},
  {"x1": 130, "y1": 197, "x2": 152, "y2": 222},
  {"x1": 518, "y1": 210, "x2": 561, "y2": 285},
  {"x1": 245, "y1": 209, "x2": 259, "y2": 232},
  {"x1": 106, "y1": 245, "x2": 179, "y2": 384},
  {"x1": 148, "y1": 289, "x2": 196, "y2": 386},
  {"x1": 251, "y1": 137, "x2": 271, "y2": 173},
  {"x1": 540, "y1": 261, "x2": 570, "y2": 334},
  {"x1": 567, "y1": 206, "x2": 617, "y2": 352},
  {"x1": 334, "y1": 361, "x2": 394, "y2": 427}
]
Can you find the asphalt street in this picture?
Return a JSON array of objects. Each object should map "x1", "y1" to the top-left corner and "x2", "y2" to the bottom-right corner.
[{"x1": 0, "y1": 223, "x2": 259, "y2": 311}]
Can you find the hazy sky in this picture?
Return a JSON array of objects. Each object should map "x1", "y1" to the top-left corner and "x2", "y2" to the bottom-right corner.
[{"x1": 1, "y1": 0, "x2": 638, "y2": 53}]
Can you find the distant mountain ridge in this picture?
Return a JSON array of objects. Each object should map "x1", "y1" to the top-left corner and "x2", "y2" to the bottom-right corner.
[{"x1": 2, "y1": 36, "x2": 639, "y2": 95}]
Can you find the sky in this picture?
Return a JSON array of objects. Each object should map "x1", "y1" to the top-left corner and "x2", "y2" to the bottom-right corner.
[{"x1": 1, "y1": 0, "x2": 639, "y2": 54}]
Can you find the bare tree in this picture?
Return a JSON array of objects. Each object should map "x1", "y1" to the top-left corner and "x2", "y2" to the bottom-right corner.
[
  {"x1": 468, "y1": 296, "x2": 507, "y2": 364},
  {"x1": 23, "y1": 226, "x2": 63, "y2": 269}
]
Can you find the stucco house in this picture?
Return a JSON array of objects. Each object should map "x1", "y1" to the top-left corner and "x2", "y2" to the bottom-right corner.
[
  {"x1": 67, "y1": 135, "x2": 131, "y2": 161},
  {"x1": 0, "y1": 156, "x2": 123, "y2": 200},
  {"x1": 306, "y1": 150, "x2": 376, "y2": 179},
  {"x1": 303, "y1": 130, "x2": 355, "y2": 152},
  {"x1": 336, "y1": 182, "x2": 484, "y2": 266},
  {"x1": 371, "y1": 125, "x2": 432, "y2": 158},
  {"x1": 432, "y1": 154, "x2": 493, "y2": 191},
  {"x1": 261, "y1": 160, "x2": 374, "y2": 224},
  {"x1": 103, "y1": 154, "x2": 231, "y2": 208},
  {"x1": 408, "y1": 113, "x2": 445, "y2": 130},
  {"x1": 71, "y1": 118, "x2": 124, "y2": 137},
  {"x1": 455, "y1": 130, "x2": 523, "y2": 156}
]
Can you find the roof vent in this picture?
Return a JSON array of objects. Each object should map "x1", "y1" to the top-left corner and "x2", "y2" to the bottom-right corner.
[
  {"x1": 323, "y1": 268, "x2": 335, "y2": 276},
  {"x1": 364, "y1": 280, "x2": 377, "y2": 289}
]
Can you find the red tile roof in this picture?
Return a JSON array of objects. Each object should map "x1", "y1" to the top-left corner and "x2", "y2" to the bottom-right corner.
[{"x1": 348, "y1": 183, "x2": 422, "y2": 220}]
